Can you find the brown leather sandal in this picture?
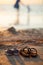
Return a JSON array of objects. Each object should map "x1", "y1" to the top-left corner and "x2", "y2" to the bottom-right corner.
[
  {"x1": 30, "y1": 48, "x2": 37, "y2": 57},
  {"x1": 20, "y1": 46, "x2": 31, "y2": 57}
]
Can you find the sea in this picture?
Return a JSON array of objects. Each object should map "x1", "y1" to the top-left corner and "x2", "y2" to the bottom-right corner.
[{"x1": 0, "y1": 4, "x2": 43, "y2": 31}]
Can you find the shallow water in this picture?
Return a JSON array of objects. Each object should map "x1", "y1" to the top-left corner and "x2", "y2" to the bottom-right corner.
[{"x1": 0, "y1": 4, "x2": 43, "y2": 31}]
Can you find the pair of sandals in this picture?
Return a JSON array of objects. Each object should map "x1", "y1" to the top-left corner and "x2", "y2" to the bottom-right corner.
[
  {"x1": 20, "y1": 46, "x2": 38, "y2": 57},
  {"x1": 5, "y1": 48, "x2": 19, "y2": 56},
  {"x1": 5, "y1": 46, "x2": 37, "y2": 57}
]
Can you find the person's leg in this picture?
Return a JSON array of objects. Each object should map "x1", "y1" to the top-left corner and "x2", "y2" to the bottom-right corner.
[{"x1": 19, "y1": 3, "x2": 28, "y2": 25}]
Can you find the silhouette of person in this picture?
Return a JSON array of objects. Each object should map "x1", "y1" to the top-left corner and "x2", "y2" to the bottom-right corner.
[{"x1": 14, "y1": 0, "x2": 20, "y2": 9}]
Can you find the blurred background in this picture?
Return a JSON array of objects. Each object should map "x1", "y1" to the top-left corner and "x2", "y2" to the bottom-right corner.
[{"x1": 0, "y1": 0, "x2": 43, "y2": 31}]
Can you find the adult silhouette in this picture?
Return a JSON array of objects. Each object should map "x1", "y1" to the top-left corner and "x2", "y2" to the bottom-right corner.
[{"x1": 14, "y1": 0, "x2": 20, "y2": 9}]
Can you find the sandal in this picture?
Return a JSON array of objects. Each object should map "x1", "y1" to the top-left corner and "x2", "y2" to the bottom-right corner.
[
  {"x1": 30, "y1": 48, "x2": 37, "y2": 57},
  {"x1": 20, "y1": 46, "x2": 31, "y2": 57}
]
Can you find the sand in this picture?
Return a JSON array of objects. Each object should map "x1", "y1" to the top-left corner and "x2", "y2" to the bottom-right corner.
[
  {"x1": 0, "y1": 29, "x2": 43, "y2": 65},
  {"x1": 0, "y1": 45, "x2": 43, "y2": 65}
]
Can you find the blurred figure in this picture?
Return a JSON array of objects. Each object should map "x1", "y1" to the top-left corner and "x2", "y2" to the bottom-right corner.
[
  {"x1": 14, "y1": 0, "x2": 20, "y2": 9},
  {"x1": 19, "y1": 2, "x2": 30, "y2": 25},
  {"x1": 13, "y1": 0, "x2": 30, "y2": 30},
  {"x1": 14, "y1": 0, "x2": 20, "y2": 25}
]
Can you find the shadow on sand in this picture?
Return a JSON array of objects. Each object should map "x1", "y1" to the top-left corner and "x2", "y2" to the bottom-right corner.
[
  {"x1": 0, "y1": 63, "x2": 2, "y2": 65},
  {"x1": 6, "y1": 55, "x2": 16, "y2": 65},
  {"x1": 23, "y1": 55, "x2": 43, "y2": 62},
  {"x1": 6, "y1": 54, "x2": 43, "y2": 65},
  {"x1": 14, "y1": 55, "x2": 25, "y2": 65},
  {"x1": 6, "y1": 55, "x2": 25, "y2": 65}
]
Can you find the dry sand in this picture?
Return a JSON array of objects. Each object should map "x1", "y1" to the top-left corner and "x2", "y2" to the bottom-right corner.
[{"x1": 0, "y1": 45, "x2": 43, "y2": 65}]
